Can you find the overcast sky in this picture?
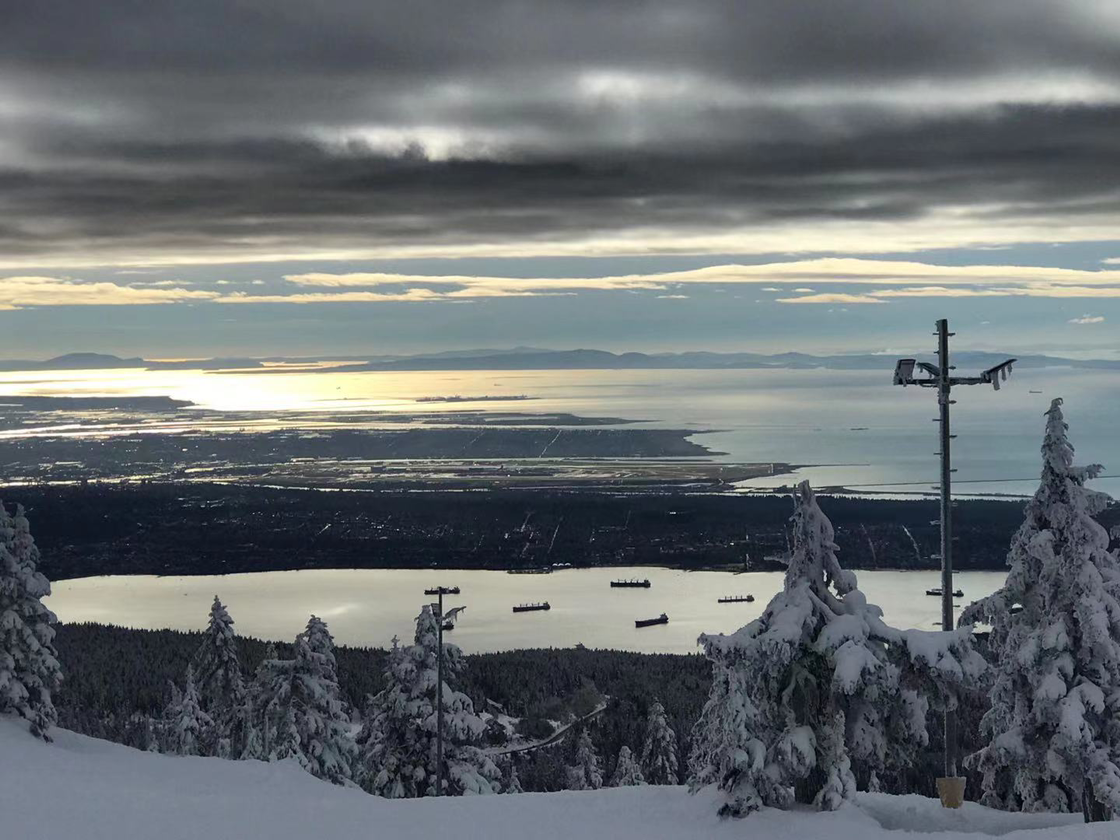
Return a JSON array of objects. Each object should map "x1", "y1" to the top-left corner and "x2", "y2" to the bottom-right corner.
[{"x1": 2, "y1": 1, "x2": 1120, "y2": 358}]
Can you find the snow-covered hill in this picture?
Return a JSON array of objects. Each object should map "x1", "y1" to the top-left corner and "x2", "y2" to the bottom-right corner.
[{"x1": 1, "y1": 718, "x2": 1112, "y2": 840}]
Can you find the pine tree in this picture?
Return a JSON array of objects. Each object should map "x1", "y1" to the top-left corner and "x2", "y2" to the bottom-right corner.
[
  {"x1": 505, "y1": 758, "x2": 524, "y2": 794},
  {"x1": 567, "y1": 727, "x2": 603, "y2": 790},
  {"x1": 640, "y1": 700, "x2": 679, "y2": 784},
  {"x1": 0, "y1": 502, "x2": 63, "y2": 741},
  {"x1": 278, "y1": 616, "x2": 358, "y2": 784},
  {"x1": 144, "y1": 716, "x2": 161, "y2": 753},
  {"x1": 166, "y1": 665, "x2": 213, "y2": 757},
  {"x1": 493, "y1": 753, "x2": 525, "y2": 794},
  {"x1": 962, "y1": 399, "x2": 1120, "y2": 821},
  {"x1": 362, "y1": 607, "x2": 501, "y2": 797},
  {"x1": 689, "y1": 481, "x2": 986, "y2": 816},
  {"x1": 240, "y1": 713, "x2": 265, "y2": 761},
  {"x1": 354, "y1": 692, "x2": 379, "y2": 770},
  {"x1": 242, "y1": 642, "x2": 279, "y2": 760},
  {"x1": 610, "y1": 745, "x2": 646, "y2": 786},
  {"x1": 271, "y1": 702, "x2": 302, "y2": 764},
  {"x1": 191, "y1": 596, "x2": 246, "y2": 756}
]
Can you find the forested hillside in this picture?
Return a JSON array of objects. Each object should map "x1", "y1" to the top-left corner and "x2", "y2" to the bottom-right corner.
[
  {"x1": 18, "y1": 483, "x2": 1055, "y2": 579},
  {"x1": 53, "y1": 622, "x2": 709, "y2": 790}
]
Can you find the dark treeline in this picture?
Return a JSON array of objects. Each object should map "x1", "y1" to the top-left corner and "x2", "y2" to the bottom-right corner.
[
  {"x1": 53, "y1": 622, "x2": 709, "y2": 788},
  {"x1": 53, "y1": 621, "x2": 983, "y2": 795},
  {"x1": 14, "y1": 483, "x2": 1064, "y2": 580}
]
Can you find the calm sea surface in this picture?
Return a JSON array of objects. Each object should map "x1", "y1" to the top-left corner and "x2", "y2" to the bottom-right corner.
[
  {"x1": 2, "y1": 365, "x2": 1118, "y2": 497},
  {"x1": 46, "y1": 567, "x2": 1008, "y2": 655}
]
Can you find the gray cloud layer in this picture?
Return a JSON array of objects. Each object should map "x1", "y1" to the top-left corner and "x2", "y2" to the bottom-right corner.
[{"x1": 4, "y1": 1, "x2": 1120, "y2": 266}]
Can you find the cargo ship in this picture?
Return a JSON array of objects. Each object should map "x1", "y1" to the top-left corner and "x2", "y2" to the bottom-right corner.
[
  {"x1": 717, "y1": 595, "x2": 755, "y2": 604},
  {"x1": 425, "y1": 586, "x2": 460, "y2": 595},
  {"x1": 512, "y1": 602, "x2": 551, "y2": 613},
  {"x1": 635, "y1": 613, "x2": 669, "y2": 628},
  {"x1": 611, "y1": 579, "x2": 651, "y2": 588},
  {"x1": 925, "y1": 587, "x2": 964, "y2": 598}
]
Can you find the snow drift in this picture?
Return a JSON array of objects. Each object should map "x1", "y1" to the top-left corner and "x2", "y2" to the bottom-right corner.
[{"x1": 2, "y1": 717, "x2": 1115, "y2": 840}]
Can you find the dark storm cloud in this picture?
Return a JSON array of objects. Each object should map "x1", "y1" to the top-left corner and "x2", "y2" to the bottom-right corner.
[{"x1": 3, "y1": 1, "x2": 1120, "y2": 265}]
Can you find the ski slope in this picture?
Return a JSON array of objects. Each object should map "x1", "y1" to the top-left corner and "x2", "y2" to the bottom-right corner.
[{"x1": 1, "y1": 717, "x2": 1113, "y2": 840}]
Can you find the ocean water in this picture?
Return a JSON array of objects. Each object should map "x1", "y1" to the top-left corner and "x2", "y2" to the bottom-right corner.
[
  {"x1": 45, "y1": 567, "x2": 1008, "y2": 655},
  {"x1": 1, "y1": 364, "x2": 1117, "y2": 498}
]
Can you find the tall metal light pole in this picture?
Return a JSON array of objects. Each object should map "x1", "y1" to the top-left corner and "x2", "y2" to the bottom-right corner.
[
  {"x1": 428, "y1": 586, "x2": 464, "y2": 797},
  {"x1": 436, "y1": 588, "x2": 444, "y2": 798},
  {"x1": 893, "y1": 319, "x2": 1015, "y2": 779}
]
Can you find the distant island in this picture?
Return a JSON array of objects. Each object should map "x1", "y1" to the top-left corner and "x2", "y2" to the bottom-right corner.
[
  {"x1": 415, "y1": 395, "x2": 538, "y2": 403},
  {"x1": 0, "y1": 395, "x2": 193, "y2": 411}
]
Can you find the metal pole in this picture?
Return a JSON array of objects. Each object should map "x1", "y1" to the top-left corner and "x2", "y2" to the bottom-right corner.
[
  {"x1": 936, "y1": 318, "x2": 957, "y2": 777},
  {"x1": 436, "y1": 588, "x2": 444, "y2": 796}
]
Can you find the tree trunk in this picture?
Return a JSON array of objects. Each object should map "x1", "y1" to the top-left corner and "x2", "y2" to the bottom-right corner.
[
  {"x1": 1082, "y1": 778, "x2": 1111, "y2": 823},
  {"x1": 795, "y1": 765, "x2": 826, "y2": 805}
]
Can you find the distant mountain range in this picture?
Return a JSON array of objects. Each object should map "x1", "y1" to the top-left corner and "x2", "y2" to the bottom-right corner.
[
  {"x1": 0, "y1": 352, "x2": 266, "y2": 371},
  {"x1": 3, "y1": 348, "x2": 1119, "y2": 373},
  {"x1": 335, "y1": 348, "x2": 1120, "y2": 372}
]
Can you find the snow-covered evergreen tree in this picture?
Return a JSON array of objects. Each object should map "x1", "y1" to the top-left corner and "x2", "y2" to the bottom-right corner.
[
  {"x1": 508, "y1": 761, "x2": 524, "y2": 797},
  {"x1": 191, "y1": 596, "x2": 245, "y2": 756},
  {"x1": 640, "y1": 700, "x2": 679, "y2": 784},
  {"x1": 144, "y1": 716, "x2": 161, "y2": 753},
  {"x1": 270, "y1": 702, "x2": 302, "y2": 764},
  {"x1": 499, "y1": 757, "x2": 524, "y2": 797},
  {"x1": 961, "y1": 399, "x2": 1120, "y2": 821},
  {"x1": 354, "y1": 691, "x2": 379, "y2": 770},
  {"x1": 275, "y1": 616, "x2": 357, "y2": 784},
  {"x1": 362, "y1": 608, "x2": 501, "y2": 797},
  {"x1": 567, "y1": 727, "x2": 603, "y2": 790},
  {"x1": 610, "y1": 745, "x2": 646, "y2": 786},
  {"x1": 0, "y1": 502, "x2": 63, "y2": 741},
  {"x1": 166, "y1": 665, "x2": 213, "y2": 757},
  {"x1": 689, "y1": 481, "x2": 986, "y2": 816},
  {"x1": 241, "y1": 642, "x2": 279, "y2": 760}
]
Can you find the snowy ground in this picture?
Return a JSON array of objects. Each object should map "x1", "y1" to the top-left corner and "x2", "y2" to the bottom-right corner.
[{"x1": 1, "y1": 718, "x2": 1113, "y2": 840}]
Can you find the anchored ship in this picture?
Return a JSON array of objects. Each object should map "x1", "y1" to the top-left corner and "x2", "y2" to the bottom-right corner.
[
  {"x1": 925, "y1": 587, "x2": 964, "y2": 598},
  {"x1": 425, "y1": 586, "x2": 460, "y2": 595},
  {"x1": 512, "y1": 602, "x2": 551, "y2": 613}
]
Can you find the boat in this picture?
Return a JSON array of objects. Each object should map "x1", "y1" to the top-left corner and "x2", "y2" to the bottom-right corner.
[
  {"x1": 1029, "y1": 390, "x2": 1043, "y2": 394},
  {"x1": 925, "y1": 587, "x2": 964, "y2": 598},
  {"x1": 425, "y1": 586, "x2": 460, "y2": 595},
  {"x1": 512, "y1": 602, "x2": 551, "y2": 613},
  {"x1": 635, "y1": 613, "x2": 669, "y2": 628},
  {"x1": 611, "y1": 579, "x2": 651, "y2": 588},
  {"x1": 441, "y1": 621, "x2": 455, "y2": 631},
  {"x1": 718, "y1": 595, "x2": 755, "y2": 603}
]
